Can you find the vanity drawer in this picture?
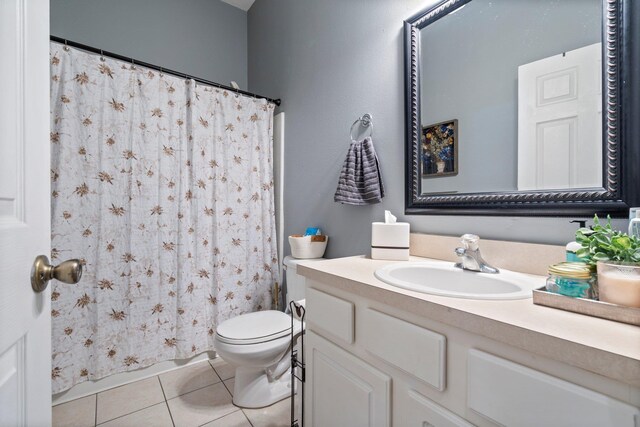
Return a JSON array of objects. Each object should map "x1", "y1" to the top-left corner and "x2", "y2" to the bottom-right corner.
[
  {"x1": 306, "y1": 287, "x2": 354, "y2": 345},
  {"x1": 361, "y1": 308, "x2": 446, "y2": 391},
  {"x1": 467, "y1": 349, "x2": 640, "y2": 427}
]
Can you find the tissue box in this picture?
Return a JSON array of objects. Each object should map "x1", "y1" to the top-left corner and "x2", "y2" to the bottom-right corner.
[{"x1": 371, "y1": 222, "x2": 410, "y2": 260}]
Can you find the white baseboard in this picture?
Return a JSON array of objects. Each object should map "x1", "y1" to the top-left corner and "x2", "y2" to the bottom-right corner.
[{"x1": 52, "y1": 351, "x2": 217, "y2": 406}]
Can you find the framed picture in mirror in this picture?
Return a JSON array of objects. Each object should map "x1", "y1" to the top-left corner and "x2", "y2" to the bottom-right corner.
[{"x1": 422, "y1": 119, "x2": 458, "y2": 177}]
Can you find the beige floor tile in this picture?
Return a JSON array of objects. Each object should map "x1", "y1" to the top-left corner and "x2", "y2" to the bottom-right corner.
[
  {"x1": 53, "y1": 394, "x2": 96, "y2": 427},
  {"x1": 201, "y1": 410, "x2": 251, "y2": 427},
  {"x1": 159, "y1": 360, "x2": 220, "y2": 399},
  {"x1": 243, "y1": 398, "x2": 291, "y2": 427},
  {"x1": 96, "y1": 377, "x2": 165, "y2": 424},
  {"x1": 210, "y1": 357, "x2": 236, "y2": 381},
  {"x1": 223, "y1": 378, "x2": 234, "y2": 396},
  {"x1": 167, "y1": 382, "x2": 236, "y2": 427},
  {"x1": 98, "y1": 402, "x2": 172, "y2": 427}
]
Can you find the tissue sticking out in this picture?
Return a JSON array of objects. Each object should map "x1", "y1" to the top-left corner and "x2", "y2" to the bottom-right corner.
[{"x1": 385, "y1": 210, "x2": 397, "y2": 224}]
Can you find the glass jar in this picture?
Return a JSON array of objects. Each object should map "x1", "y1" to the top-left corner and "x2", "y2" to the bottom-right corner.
[{"x1": 546, "y1": 262, "x2": 596, "y2": 298}]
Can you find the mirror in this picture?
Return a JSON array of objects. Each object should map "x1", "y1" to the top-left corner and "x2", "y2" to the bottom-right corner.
[{"x1": 404, "y1": 0, "x2": 640, "y2": 216}]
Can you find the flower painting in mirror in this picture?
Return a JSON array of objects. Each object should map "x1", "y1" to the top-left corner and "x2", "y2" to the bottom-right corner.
[{"x1": 422, "y1": 119, "x2": 458, "y2": 178}]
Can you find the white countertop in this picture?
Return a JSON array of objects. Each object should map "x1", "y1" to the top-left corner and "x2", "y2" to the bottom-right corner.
[{"x1": 297, "y1": 255, "x2": 640, "y2": 387}]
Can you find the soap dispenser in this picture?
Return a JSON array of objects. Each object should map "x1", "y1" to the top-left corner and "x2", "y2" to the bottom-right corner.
[
  {"x1": 566, "y1": 220, "x2": 587, "y2": 262},
  {"x1": 629, "y1": 210, "x2": 640, "y2": 239}
]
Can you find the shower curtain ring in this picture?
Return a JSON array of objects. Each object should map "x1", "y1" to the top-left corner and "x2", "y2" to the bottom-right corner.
[
  {"x1": 63, "y1": 39, "x2": 70, "y2": 52},
  {"x1": 100, "y1": 49, "x2": 105, "y2": 62},
  {"x1": 130, "y1": 57, "x2": 136, "y2": 70}
]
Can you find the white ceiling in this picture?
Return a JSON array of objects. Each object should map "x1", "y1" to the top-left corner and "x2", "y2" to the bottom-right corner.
[{"x1": 220, "y1": 0, "x2": 255, "y2": 11}]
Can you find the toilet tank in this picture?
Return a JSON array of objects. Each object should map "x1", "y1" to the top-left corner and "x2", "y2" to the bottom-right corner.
[{"x1": 283, "y1": 256, "x2": 323, "y2": 305}]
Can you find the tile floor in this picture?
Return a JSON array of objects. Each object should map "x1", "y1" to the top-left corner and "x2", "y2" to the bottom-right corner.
[{"x1": 53, "y1": 358, "x2": 291, "y2": 427}]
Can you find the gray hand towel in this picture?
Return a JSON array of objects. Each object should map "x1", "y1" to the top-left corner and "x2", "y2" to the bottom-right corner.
[{"x1": 334, "y1": 137, "x2": 385, "y2": 205}]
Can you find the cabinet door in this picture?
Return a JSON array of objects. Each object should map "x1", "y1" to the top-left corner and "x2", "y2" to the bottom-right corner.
[
  {"x1": 306, "y1": 331, "x2": 391, "y2": 427},
  {"x1": 395, "y1": 386, "x2": 473, "y2": 427}
]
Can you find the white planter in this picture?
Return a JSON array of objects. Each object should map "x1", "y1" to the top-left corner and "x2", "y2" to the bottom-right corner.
[{"x1": 289, "y1": 235, "x2": 328, "y2": 259}]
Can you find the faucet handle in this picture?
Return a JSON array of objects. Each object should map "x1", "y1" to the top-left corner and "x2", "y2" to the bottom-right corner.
[{"x1": 460, "y1": 234, "x2": 479, "y2": 250}]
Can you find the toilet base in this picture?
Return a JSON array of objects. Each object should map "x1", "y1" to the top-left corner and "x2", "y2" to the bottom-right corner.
[{"x1": 232, "y1": 365, "x2": 292, "y2": 409}]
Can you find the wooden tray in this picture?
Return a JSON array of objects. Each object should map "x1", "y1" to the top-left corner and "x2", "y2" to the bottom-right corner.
[{"x1": 532, "y1": 287, "x2": 640, "y2": 326}]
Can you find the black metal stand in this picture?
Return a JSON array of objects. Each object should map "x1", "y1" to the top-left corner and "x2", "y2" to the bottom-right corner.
[{"x1": 289, "y1": 301, "x2": 305, "y2": 427}]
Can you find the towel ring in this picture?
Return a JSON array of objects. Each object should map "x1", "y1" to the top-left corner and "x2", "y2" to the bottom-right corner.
[{"x1": 350, "y1": 113, "x2": 373, "y2": 142}]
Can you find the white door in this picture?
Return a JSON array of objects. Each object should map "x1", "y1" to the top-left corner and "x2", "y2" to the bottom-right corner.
[
  {"x1": 517, "y1": 43, "x2": 602, "y2": 191},
  {"x1": 0, "y1": 1, "x2": 51, "y2": 425}
]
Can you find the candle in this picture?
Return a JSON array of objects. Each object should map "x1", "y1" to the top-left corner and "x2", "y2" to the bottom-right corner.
[{"x1": 597, "y1": 262, "x2": 640, "y2": 308}]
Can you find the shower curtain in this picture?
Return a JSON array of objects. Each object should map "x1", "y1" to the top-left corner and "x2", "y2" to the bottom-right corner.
[{"x1": 49, "y1": 43, "x2": 279, "y2": 393}]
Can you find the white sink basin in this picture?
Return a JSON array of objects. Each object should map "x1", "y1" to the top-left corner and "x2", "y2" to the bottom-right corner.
[{"x1": 374, "y1": 261, "x2": 544, "y2": 300}]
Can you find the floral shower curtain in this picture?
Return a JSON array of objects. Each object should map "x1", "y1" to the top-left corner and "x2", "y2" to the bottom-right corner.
[{"x1": 50, "y1": 43, "x2": 279, "y2": 393}]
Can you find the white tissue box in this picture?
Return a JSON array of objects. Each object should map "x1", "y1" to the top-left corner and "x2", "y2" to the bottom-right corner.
[{"x1": 371, "y1": 222, "x2": 410, "y2": 260}]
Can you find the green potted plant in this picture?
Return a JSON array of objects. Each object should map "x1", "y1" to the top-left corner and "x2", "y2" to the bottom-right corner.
[{"x1": 576, "y1": 215, "x2": 640, "y2": 307}]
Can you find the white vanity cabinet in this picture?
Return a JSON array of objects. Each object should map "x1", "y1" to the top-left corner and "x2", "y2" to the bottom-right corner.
[{"x1": 303, "y1": 280, "x2": 640, "y2": 427}]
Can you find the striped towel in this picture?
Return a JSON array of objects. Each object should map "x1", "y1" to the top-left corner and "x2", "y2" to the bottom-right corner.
[{"x1": 334, "y1": 137, "x2": 385, "y2": 205}]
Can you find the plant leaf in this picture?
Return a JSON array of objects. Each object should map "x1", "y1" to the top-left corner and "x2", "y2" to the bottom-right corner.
[
  {"x1": 592, "y1": 252, "x2": 610, "y2": 262},
  {"x1": 576, "y1": 248, "x2": 591, "y2": 258},
  {"x1": 612, "y1": 235, "x2": 631, "y2": 250},
  {"x1": 594, "y1": 234, "x2": 611, "y2": 246}
]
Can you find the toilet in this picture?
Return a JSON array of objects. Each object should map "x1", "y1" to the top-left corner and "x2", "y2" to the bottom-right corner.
[{"x1": 214, "y1": 256, "x2": 319, "y2": 409}]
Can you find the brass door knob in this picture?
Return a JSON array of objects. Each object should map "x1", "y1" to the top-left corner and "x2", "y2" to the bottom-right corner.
[{"x1": 31, "y1": 255, "x2": 83, "y2": 293}]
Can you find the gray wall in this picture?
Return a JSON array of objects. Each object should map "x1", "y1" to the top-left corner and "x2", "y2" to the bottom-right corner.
[
  {"x1": 248, "y1": 0, "x2": 626, "y2": 259},
  {"x1": 420, "y1": 0, "x2": 601, "y2": 194},
  {"x1": 51, "y1": 0, "x2": 249, "y2": 88}
]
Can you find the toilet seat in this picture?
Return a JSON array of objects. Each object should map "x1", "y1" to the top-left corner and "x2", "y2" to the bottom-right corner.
[{"x1": 216, "y1": 310, "x2": 298, "y2": 345}]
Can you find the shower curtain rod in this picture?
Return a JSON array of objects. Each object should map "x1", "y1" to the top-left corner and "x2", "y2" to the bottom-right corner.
[{"x1": 50, "y1": 36, "x2": 282, "y2": 106}]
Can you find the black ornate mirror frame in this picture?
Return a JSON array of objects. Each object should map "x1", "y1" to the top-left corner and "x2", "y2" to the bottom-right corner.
[{"x1": 404, "y1": 0, "x2": 640, "y2": 216}]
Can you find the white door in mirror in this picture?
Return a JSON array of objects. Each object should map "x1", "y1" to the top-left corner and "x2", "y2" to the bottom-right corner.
[
  {"x1": 517, "y1": 43, "x2": 602, "y2": 191},
  {"x1": 374, "y1": 261, "x2": 545, "y2": 300}
]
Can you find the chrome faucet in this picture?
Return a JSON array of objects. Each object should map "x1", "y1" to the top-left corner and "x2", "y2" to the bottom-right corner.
[{"x1": 454, "y1": 234, "x2": 499, "y2": 274}]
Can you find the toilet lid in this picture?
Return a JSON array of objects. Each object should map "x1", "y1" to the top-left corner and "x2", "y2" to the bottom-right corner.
[{"x1": 216, "y1": 310, "x2": 293, "y2": 343}]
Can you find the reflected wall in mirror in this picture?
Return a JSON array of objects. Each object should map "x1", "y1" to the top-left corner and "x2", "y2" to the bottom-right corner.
[
  {"x1": 420, "y1": 0, "x2": 601, "y2": 193},
  {"x1": 404, "y1": 0, "x2": 640, "y2": 216}
]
